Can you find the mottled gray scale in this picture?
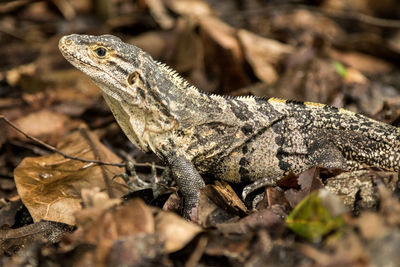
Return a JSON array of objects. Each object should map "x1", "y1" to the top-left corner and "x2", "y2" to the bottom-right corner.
[
  {"x1": 271, "y1": 102, "x2": 400, "y2": 172},
  {"x1": 59, "y1": 34, "x2": 400, "y2": 218}
]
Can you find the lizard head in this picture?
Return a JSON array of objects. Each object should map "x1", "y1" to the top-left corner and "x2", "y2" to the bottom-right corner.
[
  {"x1": 58, "y1": 34, "x2": 152, "y2": 104},
  {"x1": 59, "y1": 34, "x2": 183, "y2": 151}
]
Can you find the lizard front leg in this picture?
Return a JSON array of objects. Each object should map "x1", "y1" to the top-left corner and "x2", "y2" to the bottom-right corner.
[{"x1": 167, "y1": 154, "x2": 205, "y2": 219}]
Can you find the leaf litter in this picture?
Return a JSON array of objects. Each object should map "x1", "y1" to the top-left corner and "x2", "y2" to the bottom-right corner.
[
  {"x1": 13, "y1": 128, "x2": 128, "y2": 225},
  {"x1": 1, "y1": 0, "x2": 400, "y2": 266}
]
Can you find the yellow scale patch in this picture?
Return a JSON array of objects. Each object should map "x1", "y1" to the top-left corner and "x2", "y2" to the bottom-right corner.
[
  {"x1": 267, "y1": 97, "x2": 286, "y2": 104},
  {"x1": 267, "y1": 97, "x2": 354, "y2": 115}
]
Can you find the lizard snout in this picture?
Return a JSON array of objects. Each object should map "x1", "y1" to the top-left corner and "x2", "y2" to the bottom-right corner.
[{"x1": 59, "y1": 35, "x2": 73, "y2": 47}]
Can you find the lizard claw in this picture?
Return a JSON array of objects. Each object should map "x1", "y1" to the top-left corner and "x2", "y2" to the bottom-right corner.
[
  {"x1": 242, "y1": 176, "x2": 277, "y2": 200},
  {"x1": 252, "y1": 193, "x2": 265, "y2": 209}
]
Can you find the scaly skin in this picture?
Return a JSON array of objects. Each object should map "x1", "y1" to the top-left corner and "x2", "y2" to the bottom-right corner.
[{"x1": 59, "y1": 34, "x2": 400, "y2": 218}]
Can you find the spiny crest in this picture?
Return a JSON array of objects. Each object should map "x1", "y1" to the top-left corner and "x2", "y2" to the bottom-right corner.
[
  {"x1": 236, "y1": 95, "x2": 255, "y2": 100},
  {"x1": 155, "y1": 61, "x2": 198, "y2": 92},
  {"x1": 154, "y1": 60, "x2": 260, "y2": 102}
]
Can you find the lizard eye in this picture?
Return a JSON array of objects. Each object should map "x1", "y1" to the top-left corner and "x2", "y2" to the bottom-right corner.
[
  {"x1": 93, "y1": 46, "x2": 107, "y2": 58},
  {"x1": 127, "y1": 71, "x2": 140, "y2": 85}
]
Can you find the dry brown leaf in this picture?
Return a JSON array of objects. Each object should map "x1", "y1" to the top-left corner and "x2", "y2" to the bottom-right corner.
[
  {"x1": 329, "y1": 230, "x2": 368, "y2": 265},
  {"x1": 113, "y1": 198, "x2": 154, "y2": 236},
  {"x1": 155, "y1": 210, "x2": 202, "y2": 253},
  {"x1": 238, "y1": 29, "x2": 293, "y2": 84},
  {"x1": 80, "y1": 187, "x2": 120, "y2": 209},
  {"x1": 356, "y1": 212, "x2": 388, "y2": 240},
  {"x1": 77, "y1": 198, "x2": 155, "y2": 244},
  {"x1": 70, "y1": 198, "x2": 155, "y2": 265},
  {"x1": 330, "y1": 50, "x2": 393, "y2": 74},
  {"x1": 5, "y1": 63, "x2": 36, "y2": 87},
  {"x1": 107, "y1": 234, "x2": 165, "y2": 266},
  {"x1": 378, "y1": 185, "x2": 400, "y2": 226},
  {"x1": 207, "y1": 180, "x2": 248, "y2": 215},
  {"x1": 284, "y1": 167, "x2": 324, "y2": 209},
  {"x1": 197, "y1": 16, "x2": 250, "y2": 92},
  {"x1": 13, "y1": 129, "x2": 128, "y2": 225},
  {"x1": 170, "y1": 18, "x2": 203, "y2": 73},
  {"x1": 271, "y1": 9, "x2": 345, "y2": 42},
  {"x1": 261, "y1": 187, "x2": 290, "y2": 209},
  {"x1": 46, "y1": 70, "x2": 100, "y2": 103},
  {"x1": 74, "y1": 187, "x2": 121, "y2": 228},
  {"x1": 388, "y1": 30, "x2": 400, "y2": 54},
  {"x1": 272, "y1": 56, "x2": 343, "y2": 104},
  {"x1": 204, "y1": 231, "x2": 252, "y2": 260},
  {"x1": 297, "y1": 167, "x2": 324, "y2": 193},
  {"x1": 197, "y1": 187, "x2": 227, "y2": 227},
  {"x1": 165, "y1": 0, "x2": 213, "y2": 17},
  {"x1": 10, "y1": 109, "x2": 79, "y2": 144},
  {"x1": 300, "y1": 229, "x2": 368, "y2": 265},
  {"x1": 216, "y1": 209, "x2": 282, "y2": 235},
  {"x1": 198, "y1": 16, "x2": 241, "y2": 61},
  {"x1": 321, "y1": 0, "x2": 395, "y2": 17},
  {"x1": 162, "y1": 192, "x2": 181, "y2": 213},
  {"x1": 344, "y1": 67, "x2": 368, "y2": 84},
  {"x1": 145, "y1": 0, "x2": 174, "y2": 30},
  {"x1": 128, "y1": 31, "x2": 171, "y2": 60}
]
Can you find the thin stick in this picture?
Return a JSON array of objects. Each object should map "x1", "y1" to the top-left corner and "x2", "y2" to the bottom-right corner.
[
  {"x1": 0, "y1": 115, "x2": 165, "y2": 170},
  {"x1": 79, "y1": 127, "x2": 114, "y2": 197}
]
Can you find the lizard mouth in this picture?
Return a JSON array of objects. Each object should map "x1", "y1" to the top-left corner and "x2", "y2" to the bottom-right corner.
[{"x1": 59, "y1": 36, "x2": 97, "y2": 71}]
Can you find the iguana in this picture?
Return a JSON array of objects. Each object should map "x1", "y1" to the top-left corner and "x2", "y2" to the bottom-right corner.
[{"x1": 59, "y1": 34, "x2": 400, "y2": 218}]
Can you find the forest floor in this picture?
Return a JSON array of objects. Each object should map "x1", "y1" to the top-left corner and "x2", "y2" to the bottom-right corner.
[{"x1": 1, "y1": 0, "x2": 400, "y2": 266}]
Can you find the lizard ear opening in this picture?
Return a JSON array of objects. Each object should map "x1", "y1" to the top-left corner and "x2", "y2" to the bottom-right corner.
[{"x1": 127, "y1": 71, "x2": 140, "y2": 85}]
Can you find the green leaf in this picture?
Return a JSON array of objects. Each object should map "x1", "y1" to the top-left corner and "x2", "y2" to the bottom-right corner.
[
  {"x1": 286, "y1": 190, "x2": 345, "y2": 242},
  {"x1": 332, "y1": 61, "x2": 347, "y2": 78}
]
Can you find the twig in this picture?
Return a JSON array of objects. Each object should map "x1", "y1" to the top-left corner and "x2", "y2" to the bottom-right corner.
[
  {"x1": 1, "y1": 115, "x2": 124, "y2": 167},
  {"x1": 0, "y1": 115, "x2": 167, "y2": 170},
  {"x1": 0, "y1": 115, "x2": 128, "y2": 168},
  {"x1": 78, "y1": 127, "x2": 115, "y2": 197},
  {"x1": 9, "y1": 139, "x2": 50, "y2": 156},
  {"x1": 185, "y1": 235, "x2": 208, "y2": 267}
]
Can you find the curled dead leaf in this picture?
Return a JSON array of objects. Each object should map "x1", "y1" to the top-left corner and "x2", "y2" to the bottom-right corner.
[{"x1": 206, "y1": 180, "x2": 248, "y2": 215}]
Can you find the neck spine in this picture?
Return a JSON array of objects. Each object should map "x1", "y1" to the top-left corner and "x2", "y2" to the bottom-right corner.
[{"x1": 155, "y1": 61, "x2": 202, "y2": 96}]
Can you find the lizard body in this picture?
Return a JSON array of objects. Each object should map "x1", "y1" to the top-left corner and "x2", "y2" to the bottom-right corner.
[{"x1": 59, "y1": 34, "x2": 400, "y2": 218}]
